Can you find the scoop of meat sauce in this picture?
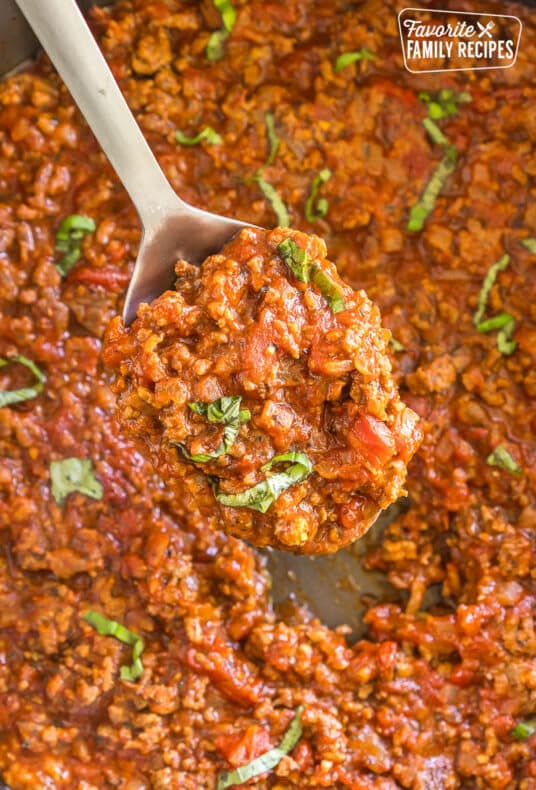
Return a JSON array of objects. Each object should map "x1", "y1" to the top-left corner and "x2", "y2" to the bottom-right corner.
[{"x1": 103, "y1": 227, "x2": 422, "y2": 553}]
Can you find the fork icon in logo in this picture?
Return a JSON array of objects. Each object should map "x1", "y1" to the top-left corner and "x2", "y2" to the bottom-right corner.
[{"x1": 477, "y1": 20, "x2": 495, "y2": 38}]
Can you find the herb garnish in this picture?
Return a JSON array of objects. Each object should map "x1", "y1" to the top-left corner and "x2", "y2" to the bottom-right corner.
[
  {"x1": 55, "y1": 214, "x2": 96, "y2": 276},
  {"x1": 473, "y1": 255, "x2": 517, "y2": 355},
  {"x1": 335, "y1": 49, "x2": 375, "y2": 72},
  {"x1": 521, "y1": 238, "x2": 536, "y2": 254},
  {"x1": 0, "y1": 355, "x2": 45, "y2": 409},
  {"x1": 407, "y1": 145, "x2": 457, "y2": 232},
  {"x1": 486, "y1": 445, "x2": 522, "y2": 475},
  {"x1": 254, "y1": 176, "x2": 290, "y2": 227},
  {"x1": 389, "y1": 337, "x2": 405, "y2": 352},
  {"x1": 252, "y1": 113, "x2": 289, "y2": 226},
  {"x1": 217, "y1": 706, "x2": 304, "y2": 789},
  {"x1": 277, "y1": 238, "x2": 346, "y2": 313},
  {"x1": 213, "y1": 452, "x2": 312, "y2": 513},
  {"x1": 422, "y1": 117, "x2": 449, "y2": 148},
  {"x1": 82, "y1": 611, "x2": 144, "y2": 682},
  {"x1": 50, "y1": 458, "x2": 104, "y2": 505},
  {"x1": 182, "y1": 396, "x2": 250, "y2": 463},
  {"x1": 512, "y1": 719, "x2": 536, "y2": 740},
  {"x1": 418, "y1": 88, "x2": 471, "y2": 120},
  {"x1": 175, "y1": 127, "x2": 222, "y2": 146},
  {"x1": 305, "y1": 168, "x2": 332, "y2": 222},
  {"x1": 264, "y1": 111, "x2": 280, "y2": 166},
  {"x1": 206, "y1": 0, "x2": 236, "y2": 61},
  {"x1": 473, "y1": 254, "x2": 510, "y2": 327}
]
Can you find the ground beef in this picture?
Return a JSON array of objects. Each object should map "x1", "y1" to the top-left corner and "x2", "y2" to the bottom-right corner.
[{"x1": 104, "y1": 227, "x2": 421, "y2": 553}]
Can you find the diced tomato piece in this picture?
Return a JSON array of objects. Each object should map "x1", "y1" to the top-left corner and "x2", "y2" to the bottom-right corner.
[
  {"x1": 214, "y1": 725, "x2": 271, "y2": 768},
  {"x1": 347, "y1": 414, "x2": 396, "y2": 468}
]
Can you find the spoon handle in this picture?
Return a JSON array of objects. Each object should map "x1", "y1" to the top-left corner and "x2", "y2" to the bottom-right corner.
[{"x1": 15, "y1": 0, "x2": 184, "y2": 228}]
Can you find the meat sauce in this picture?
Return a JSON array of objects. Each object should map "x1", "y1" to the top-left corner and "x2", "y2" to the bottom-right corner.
[
  {"x1": 104, "y1": 227, "x2": 421, "y2": 554},
  {"x1": 0, "y1": 0, "x2": 535, "y2": 788}
]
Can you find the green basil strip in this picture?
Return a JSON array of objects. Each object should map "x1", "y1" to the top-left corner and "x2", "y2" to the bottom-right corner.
[
  {"x1": 407, "y1": 146, "x2": 457, "y2": 232},
  {"x1": 422, "y1": 117, "x2": 449, "y2": 148},
  {"x1": 50, "y1": 458, "x2": 104, "y2": 505},
  {"x1": 389, "y1": 337, "x2": 405, "y2": 352},
  {"x1": 55, "y1": 214, "x2": 96, "y2": 276},
  {"x1": 175, "y1": 127, "x2": 222, "y2": 146},
  {"x1": 264, "y1": 112, "x2": 280, "y2": 166},
  {"x1": 476, "y1": 312, "x2": 514, "y2": 333},
  {"x1": 419, "y1": 88, "x2": 472, "y2": 119},
  {"x1": 496, "y1": 317, "x2": 517, "y2": 356},
  {"x1": 486, "y1": 444, "x2": 522, "y2": 475},
  {"x1": 206, "y1": 0, "x2": 236, "y2": 60},
  {"x1": 512, "y1": 719, "x2": 536, "y2": 740},
  {"x1": 335, "y1": 49, "x2": 375, "y2": 72},
  {"x1": 305, "y1": 168, "x2": 332, "y2": 222},
  {"x1": 0, "y1": 355, "x2": 45, "y2": 409},
  {"x1": 473, "y1": 254, "x2": 511, "y2": 327},
  {"x1": 213, "y1": 452, "x2": 312, "y2": 514},
  {"x1": 217, "y1": 706, "x2": 304, "y2": 789},
  {"x1": 254, "y1": 176, "x2": 290, "y2": 227},
  {"x1": 82, "y1": 610, "x2": 144, "y2": 682},
  {"x1": 277, "y1": 238, "x2": 346, "y2": 313},
  {"x1": 182, "y1": 396, "x2": 250, "y2": 463},
  {"x1": 521, "y1": 238, "x2": 536, "y2": 254}
]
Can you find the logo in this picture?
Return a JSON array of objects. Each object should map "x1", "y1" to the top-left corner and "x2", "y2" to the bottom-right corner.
[{"x1": 398, "y1": 8, "x2": 522, "y2": 73}]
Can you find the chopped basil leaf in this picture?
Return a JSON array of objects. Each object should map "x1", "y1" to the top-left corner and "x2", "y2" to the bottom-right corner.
[
  {"x1": 335, "y1": 49, "x2": 375, "y2": 72},
  {"x1": 407, "y1": 146, "x2": 457, "y2": 232},
  {"x1": 182, "y1": 396, "x2": 250, "y2": 463},
  {"x1": 277, "y1": 238, "x2": 346, "y2": 313},
  {"x1": 473, "y1": 254, "x2": 510, "y2": 327},
  {"x1": 476, "y1": 312, "x2": 514, "y2": 333},
  {"x1": 253, "y1": 176, "x2": 290, "y2": 227},
  {"x1": 212, "y1": 452, "x2": 313, "y2": 513},
  {"x1": 264, "y1": 112, "x2": 280, "y2": 166},
  {"x1": 305, "y1": 168, "x2": 332, "y2": 222},
  {"x1": 82, "y1": 610, "x2": 144, "y2": 682},
  {"x1": 389, "y1": 337, "x2": 405, "y2": 352},
  {"x1": 496, "y1": 317, "x2": 517, "y2": 356},
  {"x1": 422, "y1": 117, "x2": 449, "y2": 148},
  {"x1": 486, "y1": 444, "x2": 522, "y2": 475},
  {"x1": 206, "y1": 0, "x2": 236, "y2": 60},
  {"x1": 175, "y1": 127, "x2": 222, "y2": 146},
  {"x1": 217, "y1": 706, "x2": 304, "y2": 789},
  {"x1": 512, "y1": 719, "x2": 536, "y2": 740},
  {"x1": 521, "y1": 238, "x2": 536, "y2": 254},
  {"x1": 50, "y1": 458, "x2": 104, "y2": 505},
  {"x1": 0, "y1": 355, "x2": 45, "y2": 409},
  {"x1": 419, "y1": 88, "x2": 472, "y2": 119},
  {"x1": 55, "y1": 214, "x2": 96, "y2": 276}
]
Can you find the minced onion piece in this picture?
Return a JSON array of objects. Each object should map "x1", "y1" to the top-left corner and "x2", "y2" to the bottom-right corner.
[
  {"x1": 55, "y1": 214, "x2": 96, "y2": 276},
  {"x1": 217, "y1": 706, "x2": 304, "y2": 789},
  {"x1": 50, "y1": 458, "x2": 104, "y2": 505},
  {"x1": 277, "y1": 238, "x2": 345, "y2": 313},
  {"x1": 212, "y1": 452, "x2": 313, "y2": 513},
  {"x1": 305, "y1": 168, "x2": 332, "y2": 222},
  {"x1": 82, "y1": 610, "x2": 144, "y2": 682},
  {"x1": 335, "y1": 49, "x2": 375, "y2": 72},
  {"x1": 175, "y1": 127, "x2": 222, "y2": 146},
  {"x1": 0, "y1": 355, "x2": 45, "y2": 409},
  {"x1": 181, "y1": 396, "x2": 250, "y2": 463},
  {"x1": 486, "y1": 444, "x2": 522, "y2": 475}
]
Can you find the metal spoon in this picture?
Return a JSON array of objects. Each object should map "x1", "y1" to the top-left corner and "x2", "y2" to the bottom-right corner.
[
  {"x1": 14, "y1": 0, "x2": 395, "y2": 635},
  {"x1": 15, "y1": 0, "x2": 251, "y2": 325}
]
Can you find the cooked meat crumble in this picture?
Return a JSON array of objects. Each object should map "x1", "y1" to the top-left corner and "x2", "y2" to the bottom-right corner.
[{"x1": 104, "y1": 227, "x2": 422, "y2": 553}]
